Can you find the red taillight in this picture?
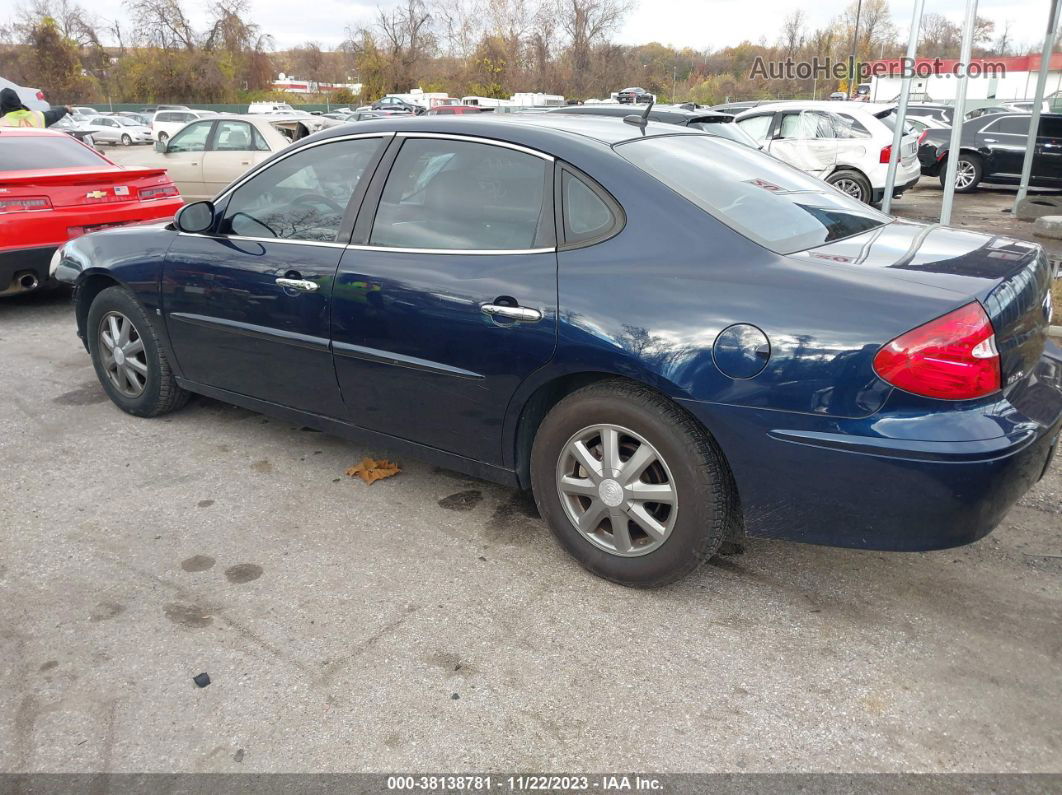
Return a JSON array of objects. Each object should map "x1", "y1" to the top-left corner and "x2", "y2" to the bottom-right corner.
[
  {"x1": 873, "y1": 302, "x2": 1001, "y2": 400},
  {"x1": 140, "y1": 184, "x2": 180, "y2": 200},
  {"x1": 0, "y1": 196, "x2": 52, "y2": 213},
  {"x1": 917, "y1": 130, "x2": 927, "y2": 144},
  {"x1": 879, "y1": 144, "x2": 892, "y2": 164}
]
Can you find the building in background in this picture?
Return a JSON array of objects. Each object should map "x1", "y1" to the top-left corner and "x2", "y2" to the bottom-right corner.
[
  {"x1": 866, "y1": 55, "x2": 1062, "y2": 104},
  {"x1": 271, "y1": 73, "x2": 362, "y2": 97}
]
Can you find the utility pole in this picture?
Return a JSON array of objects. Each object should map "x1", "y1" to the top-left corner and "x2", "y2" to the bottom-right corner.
[{"x1": 848, "y1": 0, "x2": 864, "y2": 97}]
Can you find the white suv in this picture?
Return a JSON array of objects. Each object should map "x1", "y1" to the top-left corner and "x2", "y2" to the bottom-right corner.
[
  {"x1": 734, "y1": 101, "x2": 921, "y2": 205},
  {"x1": 151, "y1": 109, "x2": 215, "y2": 144}
]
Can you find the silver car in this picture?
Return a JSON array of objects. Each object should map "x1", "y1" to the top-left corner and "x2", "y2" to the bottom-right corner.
[{"x1": 85, "y1": 115, "x2": 154, "y2": 145}]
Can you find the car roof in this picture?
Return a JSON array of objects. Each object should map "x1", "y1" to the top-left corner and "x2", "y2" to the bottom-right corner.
[
  {"x1": 317, "y1": 112, "x2": 702, "y2": 146},
  {"x1": 547, "y1": 104, "x2": 733, "y2": 123}
]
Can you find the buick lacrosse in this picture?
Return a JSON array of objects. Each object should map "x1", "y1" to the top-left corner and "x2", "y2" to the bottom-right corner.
[{"x1": 55, "y1": 114, "x2": 1061, "y2": 586}]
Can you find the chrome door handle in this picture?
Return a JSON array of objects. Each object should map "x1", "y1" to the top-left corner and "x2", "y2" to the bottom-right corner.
[
  {"x1": 481, "y1": 303, "x2": 542, "y2": 322},
  {"x1": 276, "y1": 277, "x2": 319, "y2": 292}
]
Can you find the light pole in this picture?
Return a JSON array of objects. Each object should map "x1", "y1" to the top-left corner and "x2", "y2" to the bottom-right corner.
[{"x1": 847, "y1": 0, "x2": 864, "y2": 97}]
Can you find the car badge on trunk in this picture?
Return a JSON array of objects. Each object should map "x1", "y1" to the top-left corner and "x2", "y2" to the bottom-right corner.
[{"x1": 86, "y1": 190, "x2": 107, "y2": 199}]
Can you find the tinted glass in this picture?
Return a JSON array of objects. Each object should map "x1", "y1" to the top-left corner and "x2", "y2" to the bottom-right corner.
[
  {"x1": 370, "y1": 138, "x2": 548, "y2": 250},
  {"x1": 619, "y1": 135, "x2": 888, "y2": 254},
  {"x1": 1038, "y1": 117, "x2": 1062, "y2": 138},
  {"x1": 736, "y1": 114, "x2": 772, "y2": 141},
  {"x1": 0, "y1": 135, "x2": 109, "y2": 170},
  {"x1": 168, "y1": 121, "x2": 213, "y2": 152},
  {"x1": 995, "y1": 116, "x2": 1030, "y2": 134},
  {"x1": 563, "y1": 171, "x2": 615, "y2": 243},
  {"x1": 221, "y1": 137, "x2": 380, "y2": 242}
]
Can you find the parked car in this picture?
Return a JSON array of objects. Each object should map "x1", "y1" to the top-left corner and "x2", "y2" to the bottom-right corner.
[
  {"x1": 248, "y1": 101, "x2": 295, "y2": 114},
  {"x1": 1003, "y1": 100, "x2": 1051, "y2": 113},
  {"x1": 965, "y1": 105, "x2": 1011, "y2": 120},
  {"x1": 918, "y1": 112, "x2": 1062, "y2": 192},
  {"x1": 0, "y1": 128, "x2": 182, "y2": 296},
  {"x1": 546, "y1": 104, "x2": 760, "y2": 147},
  {"x1": 151, "y1": 109, "x2": 216, "y2": 144},
  {"x1": 83, "y1": 115, "x2": 154, "y2": 146},
  {"x1": 148, "y1": 113, "x2": 292, "y2": 201},
  {"x1": 828, "y1": 91, "x2": 847, "y2": 100},
  {"x1": 370, "y1": 96, "x2": 423, "y2": 115},
  {"x1": 735, "y1": 101, "x2": 922, "y2": 204},
  {"x1": 0, "y1": 75, "x2": 48, "y2": 111},
  {"x1": 906, "y1": 116, "x2": 949, "y2": 134},
  {"x1": 616, "y1": 87, "x2": 653, "y2": 104},
  {"x1": 71, "y1": 106, "x2": 97, "y2": 118},
  {"x1": 709, "y1": 100, "x2": 769, "y2": 115},
  {"x1": 53, "y1": 114, "x2": 1061, "y2": 587},
  {"x1": 51, "y1": 114, "x2": 98, "y2": 147},
  {"x1": 116, "y1": 111, "x2": 153, "y2": 126}
]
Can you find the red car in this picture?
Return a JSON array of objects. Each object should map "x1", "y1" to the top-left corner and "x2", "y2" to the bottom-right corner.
[{"x1": 1, "y1": 128, "x2": 183, "y2": 297}]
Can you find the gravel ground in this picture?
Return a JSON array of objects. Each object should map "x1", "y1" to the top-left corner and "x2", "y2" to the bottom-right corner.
[{"x1": 0, "y1": 172, "x2": 1059, "y2": 774}]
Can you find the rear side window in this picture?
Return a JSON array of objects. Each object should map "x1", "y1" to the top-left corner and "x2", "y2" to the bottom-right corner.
[
  {"x1": 1038, "y1": 117, "x2": 1062, "y2": 138},
  {"x1": 0, "y1": 135, "x2": 109, "y2": 170},
  {"x1": 560, "y1": 169, "x2": 620, "y2": 245},
  {"x1": 618, "y1": 135, "x2": 888, "y2": 254},
  {"x1": 370, "y1": 138, "x2": 550, "y2": 251},
  {"x1": 736, "y1": 114, "x2": 772, "y2": 142}
]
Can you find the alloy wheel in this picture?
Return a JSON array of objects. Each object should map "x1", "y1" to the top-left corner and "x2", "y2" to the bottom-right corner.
[
  {"x1": 833, "y1": 178, "x2": 865, "y2": 202},
  {"x1": 555, "y1": 424, "x2": 678, "y2": 557},
  {"x1": 955, "y1": 160, "x2": 977, "y2": 189},
  {"x1": 98, "y1": 311, "x2": 148, "y2": 398}
]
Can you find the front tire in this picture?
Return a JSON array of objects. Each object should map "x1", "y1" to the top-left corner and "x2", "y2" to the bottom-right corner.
[
  {"x1": 940, "y1": 152, "x2": 982, "y2": 192},
  {"x1": 87, "y1": 286, "x2": 189, "y2": 417},
  {"x1": 530, "y1": 380, "x2": 735, "y2": 588},
  {"x1": 120, "y1": 133, "x2": 132, "y2": 146},
  {"x1": 157, "y1": 132, "x2": 169, "y2": 145},
  {"x1": 826, "y1": 169, "x2": 872, "y2": 203}
]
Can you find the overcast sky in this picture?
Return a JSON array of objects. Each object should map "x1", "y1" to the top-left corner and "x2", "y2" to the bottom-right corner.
[{"x1": 0, "y1": 0, "x2": 1052, "y2": 54}]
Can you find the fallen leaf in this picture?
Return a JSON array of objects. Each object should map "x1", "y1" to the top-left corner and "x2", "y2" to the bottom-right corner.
[{"x1": 345, "y1": 457, "x2": 401, "y2": 485}]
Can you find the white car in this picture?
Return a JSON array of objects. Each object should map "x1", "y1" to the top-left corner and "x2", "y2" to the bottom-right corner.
[
  {"x1": 83, "y1": 115, "x2": 153, "y2": 145},
  {"x1": 0, "y1": 75, "x2": 48, "y2": 110},
  {"x1": 149, "y1": 114, "x2": 294, "y2": 201},
  {"x1": 151, "y1": 109, "x2": 216, "y2": 144},
  {"x1": 735, "y1": 101, "x2": 922, "y2": 205}
]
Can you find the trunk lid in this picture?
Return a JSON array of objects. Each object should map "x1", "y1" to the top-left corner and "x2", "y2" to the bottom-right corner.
[
  {"x1": 791, "y1": 220, "x2": 1057, "y2": 390},
  {"x1": 0, "y1": 166, "x2": 176, "y2": 208}
]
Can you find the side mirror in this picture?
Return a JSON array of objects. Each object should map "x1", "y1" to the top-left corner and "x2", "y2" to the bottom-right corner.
[{"x1": 174, "y1": 201, "x2": 215, "y2": 234}]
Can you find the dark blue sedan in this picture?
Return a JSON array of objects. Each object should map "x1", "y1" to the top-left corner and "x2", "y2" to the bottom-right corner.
[{"x1": 55, "y1": 114, "x2": 1062, "y2": 587}]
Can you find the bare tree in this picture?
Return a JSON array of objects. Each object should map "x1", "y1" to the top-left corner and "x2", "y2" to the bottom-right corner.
[
  {"x1": 555, "y1": 0, "x2": 634, "y2": 96},
  {"x1": 125, "y1": 0, "x2": 196, "y2": 50}
]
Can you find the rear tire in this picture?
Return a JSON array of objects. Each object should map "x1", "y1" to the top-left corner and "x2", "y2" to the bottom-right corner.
[
  {"x1": 87, "y1": 286, "x2": 189, "y2": 417},
  {"x1": 530, "y1": 380, "x2": 735, "y2": 588},
  {"x1": 940, "y1": 152, "x2": 982, "y2": 192},
  {"x1": 826, "y1": 169, "x2": 872, "y2": 203}
]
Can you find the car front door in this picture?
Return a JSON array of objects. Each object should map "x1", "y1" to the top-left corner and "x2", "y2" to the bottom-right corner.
[
  {"x1": 330, "y1": 134, "x2": 559, "y2": 464},
  {"x1": 159, "y1": 120, "x2": 214, "y2": 200},
  {"x1": 1034, "y1": 116, "x2": 1062, "y2": 184},
  {"x1": 162, "y1": 134, "x2": 389, "y2": 417},
  {"x1": 90, "y1": 117, "x2": 117, "y2": 143},
  {"x1": 200, "y1": 119, "x2": 274, "y2": 197}
]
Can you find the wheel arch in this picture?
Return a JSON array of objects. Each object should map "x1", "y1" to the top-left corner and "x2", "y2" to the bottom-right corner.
[{"x1": 75, "y1": 272, "x2": 124, "y2": 350}]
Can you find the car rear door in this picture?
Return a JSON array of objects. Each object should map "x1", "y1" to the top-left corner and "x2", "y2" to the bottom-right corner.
[
  {"x1": 162, "y1": 133, "x2": 390, "y2": 417},
  {"x1": 1034, "y1": 116, "x2": 1062, "y2": 184},
  {"x1": 200, "y1": 119, "x2": 273, "y2": 197},
  {"x1": 330, "y1": 133, "x2": 559, "y2": 464}
]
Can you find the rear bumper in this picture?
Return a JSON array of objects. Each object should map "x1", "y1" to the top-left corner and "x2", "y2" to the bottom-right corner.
[
  {"x1": 0, "y1": 246, "x2": 56, "y2": 295},
  {"x1": 681, "y1": 346, "x2": 1062, "y2": 551}
]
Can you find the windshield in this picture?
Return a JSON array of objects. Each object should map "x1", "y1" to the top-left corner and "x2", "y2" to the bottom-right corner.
[
  {"x1": 115, "y1": 117, "x2": 140, "y2": 126},
  {"x1": 0, "y1": 135, "x2": 110, "y2": 170},
  {"x1": 617, "y1": 135, "x2": 888, "y2": 254}
]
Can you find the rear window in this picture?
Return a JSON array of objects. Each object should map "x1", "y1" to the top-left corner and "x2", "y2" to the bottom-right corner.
[
  {"x1": 0, "y1": 134, "x2": 110, "y2": 170},
  {"x1": 617, "y1": 135, "x2": 888, "y2": 254}
]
